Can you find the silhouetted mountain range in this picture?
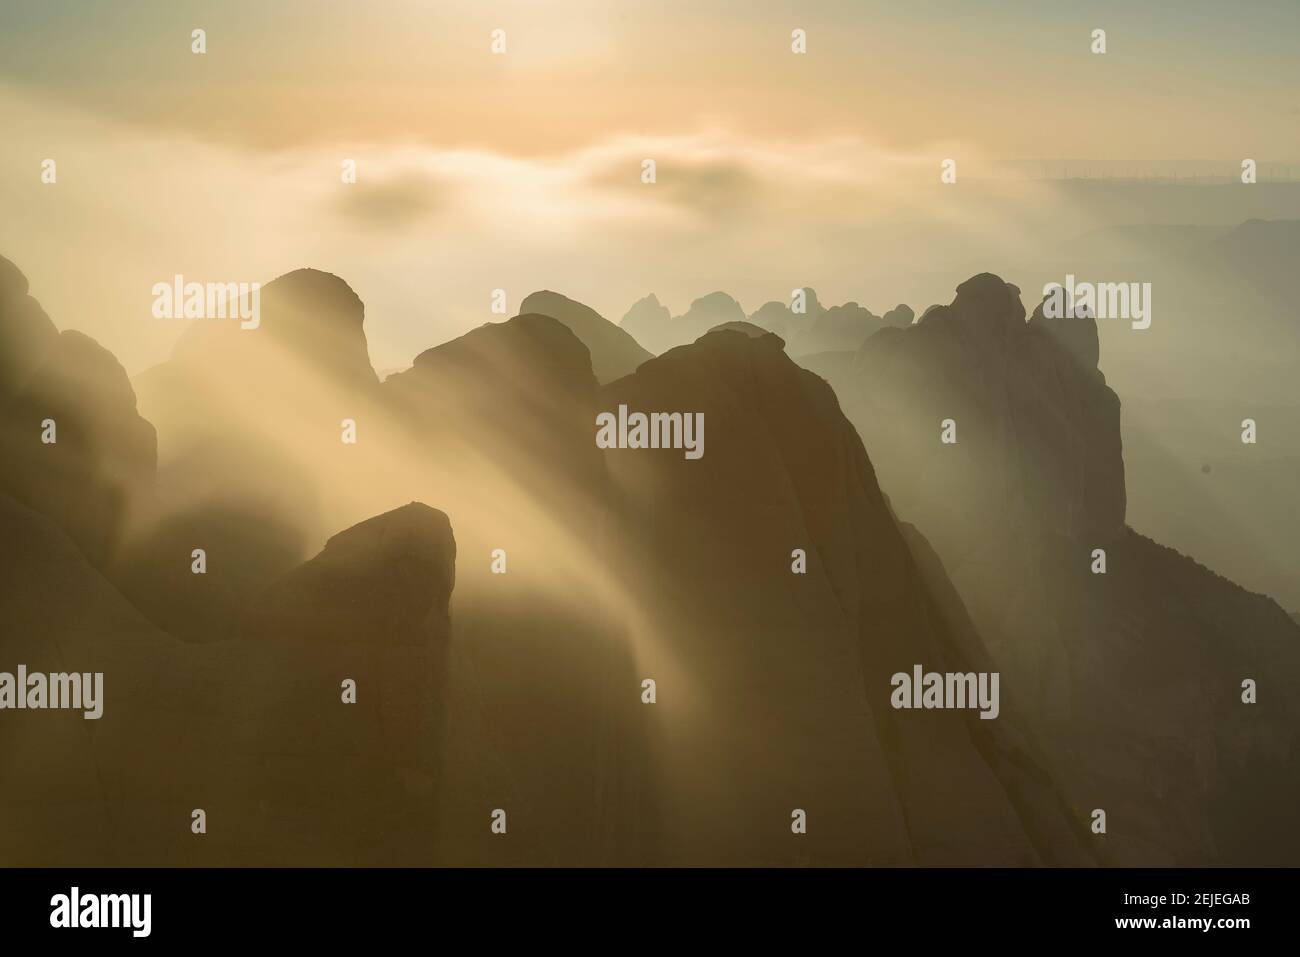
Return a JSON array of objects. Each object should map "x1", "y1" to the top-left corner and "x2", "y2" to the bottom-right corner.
[
  {"x1": 601, "y1": 321, "x2": 1088, "y2": 864},
  {"x1": 1023, "y1": 218, "x2": 1300, "y2": 614},
  {"x1": 803, "y1": 273, "x2": 1300, "y2": 865},
  {"x1": 619, "y1": 285, "x2": 914, "y2": 359},
  {"x1": 518, "y1": 290, "x2": 652, "y2": 384},
  {"x1": 0, "y1": 251, "x2": 1295, "y2": 866}
]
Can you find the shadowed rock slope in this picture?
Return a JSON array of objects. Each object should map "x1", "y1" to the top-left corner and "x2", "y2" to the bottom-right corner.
[
  {"x1": 2, "y1": 254, "x2": 1233, "y2": 866},
  {"x1": 0, "y1": 494, "x2": 468, "y2": 865},
  {"x1": 601, "y1": 323, "x2": 1092, "y2": 865},
  {"x1": 803, "y1": 272, "x2": 1300, "y2": 865},
  {"x1": 0, "y1": 255, "x2": 155, "y2": 570},
  {"x1": 383, "y1": 313, "x2": 650, "y2": 866}
]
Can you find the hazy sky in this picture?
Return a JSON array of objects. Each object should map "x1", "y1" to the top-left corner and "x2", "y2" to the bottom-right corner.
[{"x1": 1, "y1": 0, "x2": 1297, "y2": 373}]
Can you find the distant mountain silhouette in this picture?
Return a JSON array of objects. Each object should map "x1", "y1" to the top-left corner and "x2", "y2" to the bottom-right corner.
[
  {"x1": 1199, "y1": 218, "x2": 1300, "y2": 323},
  {"x1": 619, "y1": 293, "x2": 672, "y2": 354},
  {"x1": 1206, "y1": 218, "x2": 1300, "y2": 271},
  {"x1": 804, "y1": 272, "x2": 1300, "y2": 865},
  {"x1": 674, "y1": 291, "x2": 746, "y2": 342},
  {"x1": 1040, "y1": 218, "x2": 1300, "y2": 612},
  {"x1": 790, "y1": 302, "x2": 883, "y2": 355},
  {"x1": 747, "y1": 287, "x2": 825, "y2": 340},
  {"x1": 882, "y1": 304, "x2": 915, "y2": 328},
  {"x1": 750, "y1": 288, "x2": 905, "y2": 355},
  {"x1": 518, "y1": 290, "x2": 652, "y2": 383},
  {"x1": 619, "y1": 290, "x2": 746, "y2": 354},
  {"x1": 622, "y1": 285, "x2": 914, "y2": 358}
]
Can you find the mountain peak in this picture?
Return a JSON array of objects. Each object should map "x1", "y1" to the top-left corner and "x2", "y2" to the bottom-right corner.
[
  {"x1": 169, "y1": 266, "x2": 377, "y2": 387},
  {"x1": 700, "y1": 319, "x2": 781, "y2": 343},
  {"x1": 0, "y1": 263, "x2": 156, "y2": 570},
  {"x1": 243, "y1": 500, "x2": 456, "y2": 646},
  {"x1": 1028, "y1": 295, "x2": 1101, "y2": 371},
  {"x1": 883, "y1": 304, "x2": 915, "y2": 327},
  {"x1": 404, "y1": 311, "x2": 594, "y2": 382},
  {"x1": 952, "y1": 272, "x2": 1026, "y2": 322},
  {"x1": 518, "y1": 289, "x2": 652, "y2": 383}
]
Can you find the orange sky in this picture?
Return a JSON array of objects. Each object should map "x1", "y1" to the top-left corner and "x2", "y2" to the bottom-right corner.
[{"x1": 1, "y1": 0, "x2": 1297, "y2": 374}]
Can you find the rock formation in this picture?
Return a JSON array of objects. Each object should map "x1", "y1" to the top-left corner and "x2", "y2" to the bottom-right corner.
[
  {"x1": 0, "y1": 256, "x2": 155, "y2": 569},
  {"x1": 601, "y1": 323, "x2": 1091, "y2": 865},
  {"x1": 518, "y1": 290, "x2": 652, "y2": 383},
  {"x1": 805, "y1": 272, "x2": 1300, "y2": 865}
]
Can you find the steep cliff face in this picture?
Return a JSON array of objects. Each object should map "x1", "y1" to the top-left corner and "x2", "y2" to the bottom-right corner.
[
  {"x1": 219, "y1": 502, "x2": 458, "y2": 865},
  {"x1": 807, "y1": 273, "x2": 1300, "y2": 865},
  {"x1": 601, "y1": 324, "x2": 1091, "y2": 865},
  {"x1": 803, "y1": 273, "x2": 1127, "y2": 661}
]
